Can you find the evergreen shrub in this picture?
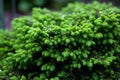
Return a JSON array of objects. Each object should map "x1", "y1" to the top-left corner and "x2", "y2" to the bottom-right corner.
[{"x1": 0, "y1": 1, "x2": 120, "y2": 80}]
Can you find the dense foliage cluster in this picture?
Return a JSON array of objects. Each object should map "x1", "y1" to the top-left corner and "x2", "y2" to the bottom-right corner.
[{"x1": 0, "y1": 2, "x2": 120, "y2": 80}]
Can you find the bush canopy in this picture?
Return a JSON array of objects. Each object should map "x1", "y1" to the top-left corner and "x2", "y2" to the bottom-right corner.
[{"x1": 0, "y1": 1, "x2": 120, "y2": 80}]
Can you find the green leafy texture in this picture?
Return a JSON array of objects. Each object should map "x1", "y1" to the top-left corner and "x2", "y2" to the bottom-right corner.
[
  {"x1": 0, "y1": 1, "x2": 120, "y2": 80},
  {"x1": 0, "y1": 30, "x2": 13, "y2": 61}
]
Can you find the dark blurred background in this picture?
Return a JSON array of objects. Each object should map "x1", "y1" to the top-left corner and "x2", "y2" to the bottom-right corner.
[{"x1": 0, "y1": 0, "x2": 120, "y2": 29}]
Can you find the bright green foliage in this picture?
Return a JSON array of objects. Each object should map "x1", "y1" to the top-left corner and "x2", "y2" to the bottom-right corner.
[
  {"x1": 0, "y1": 30, "x2": 13, "y2": 60},
  {"x1": 0, "y1": 30, "x2": 14, "y2": 79},
  {"x1": 0, "y1": 1, "x2": 120, "y2": 80}
]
